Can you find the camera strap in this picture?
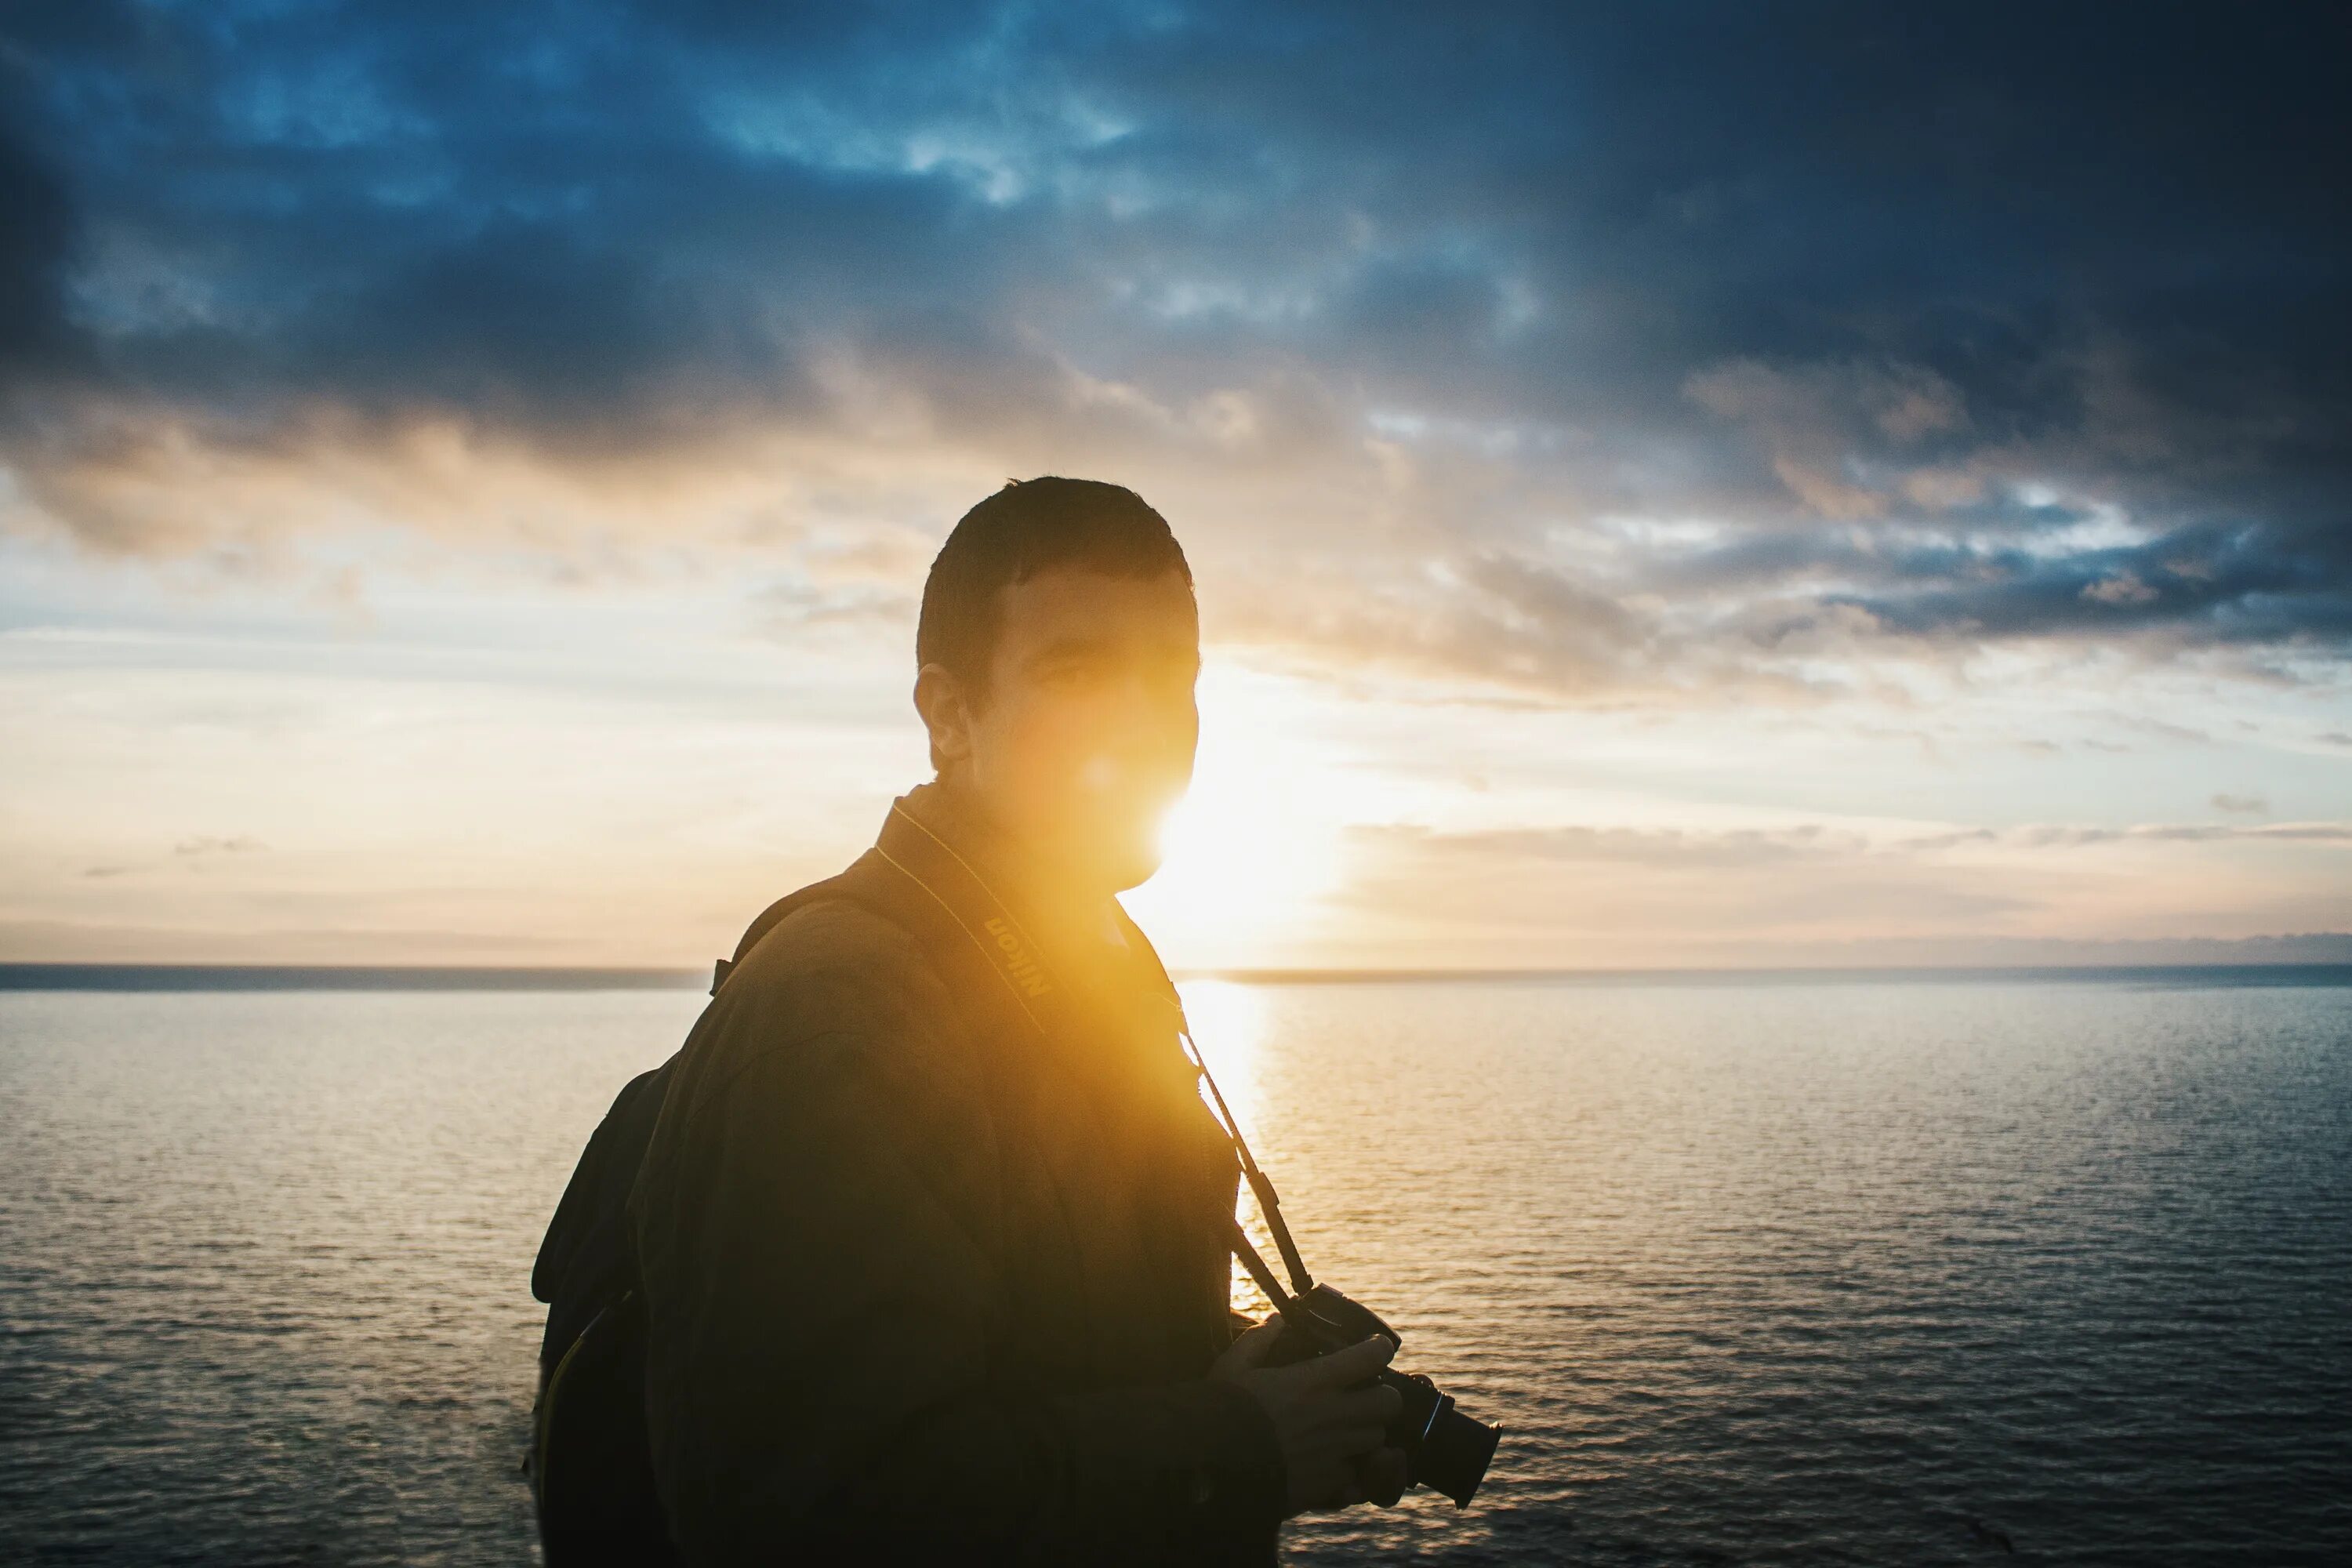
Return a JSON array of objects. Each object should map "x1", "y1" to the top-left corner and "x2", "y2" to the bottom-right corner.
[{"x1": 866, "y1": 797, "x2": 1318, "y2": 1312}]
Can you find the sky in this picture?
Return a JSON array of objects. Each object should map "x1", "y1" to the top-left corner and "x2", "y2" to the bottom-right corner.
[{"x1": 2, "y1": 1, "x2": 2347, "y2": 971}]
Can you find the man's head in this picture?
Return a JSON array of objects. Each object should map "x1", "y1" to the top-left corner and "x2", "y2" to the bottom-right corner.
[{"x1": 913, "y1": 477, "x2": 1200, "y2": 899}]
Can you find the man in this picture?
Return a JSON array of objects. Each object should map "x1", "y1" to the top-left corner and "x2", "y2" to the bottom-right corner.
[{"x1": 626, "y1": 477, "x2": 1407, "y2": 1563}]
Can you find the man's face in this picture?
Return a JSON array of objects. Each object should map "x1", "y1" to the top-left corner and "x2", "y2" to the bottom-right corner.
[{"x1": 923, "y1": 564, "x2": 1200, "y2": 896}]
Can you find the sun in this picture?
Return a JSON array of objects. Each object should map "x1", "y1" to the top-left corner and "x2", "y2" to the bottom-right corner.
[{"x1": 1118, "y1": 667, "x2": 1356, "y2": 968}]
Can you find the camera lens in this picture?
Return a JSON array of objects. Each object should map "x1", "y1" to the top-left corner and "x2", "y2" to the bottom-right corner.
[{"x1": 1416, "y1": 1404, "x2": 1501, "y2": 1508}]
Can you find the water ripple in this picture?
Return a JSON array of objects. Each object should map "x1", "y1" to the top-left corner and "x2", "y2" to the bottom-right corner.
[{"x1": 2, "y1": 977, "x2": 2347, "y2": 1564}]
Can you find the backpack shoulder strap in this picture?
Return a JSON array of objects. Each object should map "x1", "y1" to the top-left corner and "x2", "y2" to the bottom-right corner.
[
  {"x1": 709, "y1": 848, "x2": 962, "y2": 996},
  {"x1": 709, "y1": 862, "x2": 869, "y2": 996}
]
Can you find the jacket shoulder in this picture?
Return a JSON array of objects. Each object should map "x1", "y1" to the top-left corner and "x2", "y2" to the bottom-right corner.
[
  {"x1": 681, "y1": 895, "x2": 967, "y2": 1099},
  {"x1": 733, "y1": 893, "x2": 940, "y2": 993}
]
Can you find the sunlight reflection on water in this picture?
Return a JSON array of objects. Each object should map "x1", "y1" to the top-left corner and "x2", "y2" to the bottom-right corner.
[{"x1": 1174, "y1": 976, "x2": 1283, "y2": 1316}]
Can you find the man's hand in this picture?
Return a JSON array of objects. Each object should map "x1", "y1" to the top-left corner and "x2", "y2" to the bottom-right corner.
[{"x1": 1210, "y1": 1315, "x2": 1408, "y2": 1517}]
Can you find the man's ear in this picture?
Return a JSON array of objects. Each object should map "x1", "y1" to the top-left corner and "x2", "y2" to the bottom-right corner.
[{"x1": 913, "y1": 662, "x2": 974, "y2": 774}]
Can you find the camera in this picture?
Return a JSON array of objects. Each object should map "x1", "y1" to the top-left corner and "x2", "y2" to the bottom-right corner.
[{"x1": 1260, "y1": 1283, "x2": 1500, "y2": 1508}]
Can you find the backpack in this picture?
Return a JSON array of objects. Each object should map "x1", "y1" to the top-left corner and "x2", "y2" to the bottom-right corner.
[{"x1": 526, "y1": 870, "x2": 870, "y2": 1566}]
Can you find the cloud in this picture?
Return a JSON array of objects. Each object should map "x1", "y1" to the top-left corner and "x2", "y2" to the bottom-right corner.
[
  {"x1": 1338, "y1": 820, "x2": 2039, "y2": 942},
  {"x1": 1357, "y1": 816, "x2": 2352, "y2": 865},
  {"x1": 1, "y1": 1, "x2": 2346, "y2": 700},
  {"x1": 2081, "y1": 571, "x2": 2159, "y2": 607},
  {"x1": 1321, "y1": 813, "x2": 2352, "y2": 963},
  {"x1": 173, "y1": 834, "x2": 267, "y2": 857},
  {"x1": 745, "y1": 575, "x2": 916, "y2": 641},
  {"x1": 2211, "y1": 793, "x2": 2269, "y2": 815},
  {"x1": 2001, "y1": 821, "x2": 2352, "y2": 848},
  {"x1": 1683, "y1": 356, "x2": 1972, "y2": 520}
]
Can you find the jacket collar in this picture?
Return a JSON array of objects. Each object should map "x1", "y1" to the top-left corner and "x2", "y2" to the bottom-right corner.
[{"x1": 883, "y1": 777, "x2": 1183, "y2": 1033}]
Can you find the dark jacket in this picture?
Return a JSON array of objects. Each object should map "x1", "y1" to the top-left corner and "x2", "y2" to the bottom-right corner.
[{"x1": 626, "y1": 779, "x2": 1289, "y2": 1564}]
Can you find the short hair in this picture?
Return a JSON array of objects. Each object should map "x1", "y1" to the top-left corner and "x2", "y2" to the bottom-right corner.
[{"x1": 916, "y1": 477, "x2": 1193, "y2": 717}]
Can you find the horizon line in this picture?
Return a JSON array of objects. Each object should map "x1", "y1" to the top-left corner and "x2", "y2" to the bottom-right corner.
[{"x1": 4, "y1": 958, "x2": 2350, "y2": 993}]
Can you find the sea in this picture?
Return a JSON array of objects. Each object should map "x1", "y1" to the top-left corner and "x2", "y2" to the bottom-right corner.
[{"x1": 2, "y1": 966, "x2": 2347, "y2": 1566}]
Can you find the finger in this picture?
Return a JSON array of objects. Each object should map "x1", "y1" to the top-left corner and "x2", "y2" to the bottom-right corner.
[
  {"x1": 1307, "y1": 1475, "x2": 1367, "y2": 1512},
  {"x1": 1362, "y1": 1446, "x2": 1409, "y2": 1507},
  {"x1": 1218, "y1": 1313, "x2": 1287, "y2": 1372},
  {"x1": 1308, "y1": 1392, "x2": 1392, "y2": 1439},
  {"x1": 1319, "y1": 1383, "x2": 1404, "y2": 1429},
  {"x1": 1317, "y1": 1423, "x2": 1392, "y2": 1457},
  {"x1": 1301, "y1": 1332, "x2": 1397, "y2": 1388}
]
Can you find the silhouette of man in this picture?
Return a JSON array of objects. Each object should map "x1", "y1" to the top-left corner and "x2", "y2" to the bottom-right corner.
[{"x1": 627, "y1": 477, "x2": 1406, "y2": 1563}]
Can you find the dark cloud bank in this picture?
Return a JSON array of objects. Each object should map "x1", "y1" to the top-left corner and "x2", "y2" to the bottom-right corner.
[{"x1": 2, "y1": 1, "x2": 2347, "y2": 698}]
